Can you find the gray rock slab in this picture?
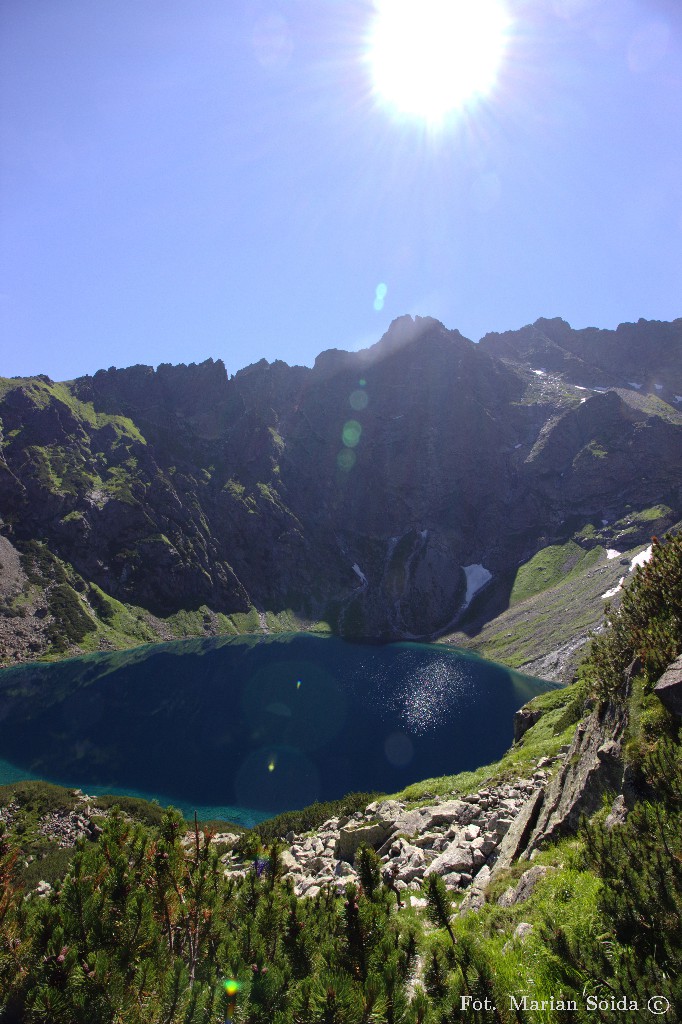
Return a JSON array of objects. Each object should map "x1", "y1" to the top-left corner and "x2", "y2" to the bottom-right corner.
[
  {"x1": 336, "y1": 820, "x2": 394, "y2": 862},
  {"x1": 654, "y1": 654, "x2": 682, "y2": 717},
  {"x1": 488, "y1": 789, "x2": 544, "y2": 879},
  {"x1": 497, "y1": 865, "x2": 548, "y2": 906}
]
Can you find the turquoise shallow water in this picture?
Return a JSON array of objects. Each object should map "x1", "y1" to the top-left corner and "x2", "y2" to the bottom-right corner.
[{"x1": 0, "y1": 633, "x2": 556, "y2": 826}]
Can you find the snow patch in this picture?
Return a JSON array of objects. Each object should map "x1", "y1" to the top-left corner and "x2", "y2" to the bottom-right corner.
[
  {"x1": 630, "y1": 545, "x2": 653, "y2": 572},
  {"x1": 575, "y1": 386, "x2": 589, "y2": 391},
  {"x1": 627, "y1": 382, "x2": 642, "y2": 390},
  {"x1": 532, "y1": 369, "x2": 545, "y2": 376},
  {"x1": 654, "y1": 384, "x2": 663, "y2": 391},
  {"x1": 674, "y1": 395, "x2": 682, "y2": 404},
  {"x1": 601, "y1": 545, "x2": 653, "y2": 599},
  {"x1": 514, "y1": 443, "x2": 522, "y2": 449},
  {"x1": 606, "y1": 549, "x2": 622, "y2": 560},
  {"x1": 462, "y1": 564, "x2": 493, "y2": 609},
  {"x1": 602, "y1": 578, "x2": 625, "y2": 599},
  {"x1": 352, "y1": 563, "x2": 368, "y2": 586}
]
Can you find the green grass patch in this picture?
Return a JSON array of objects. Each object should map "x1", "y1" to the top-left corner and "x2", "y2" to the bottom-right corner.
[
  {"x1": 511, "y1": 542, "x2": 602, "y2": 606},
  {"x1": 222, "y1": 477, "x2": 245, "y2": 498},
  {"x1": 630, "y1": 503, "x2": 672, "y2": 523},
  {"x1": 585, "y1": 440, "x2": 608, "y2": 459},
  {"x1": 103, "y1": 463, "x2": 139, "y2": 503}
]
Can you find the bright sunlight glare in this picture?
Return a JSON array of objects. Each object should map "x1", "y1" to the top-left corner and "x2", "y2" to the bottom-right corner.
[{"x1": 369, "y1": 0, "x2": 511, "y2": 124}]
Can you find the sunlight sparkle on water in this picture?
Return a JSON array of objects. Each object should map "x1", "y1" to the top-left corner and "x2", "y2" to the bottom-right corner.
[
  {"x1": 399, "y1": 657, "x2": 470, "y2": 734},
  {"x1": 357, "y1": 651, "x2": 473, "y2": 736},
  {"x1": 369, "y1": 0, "x2": 511, "y2": 123}
]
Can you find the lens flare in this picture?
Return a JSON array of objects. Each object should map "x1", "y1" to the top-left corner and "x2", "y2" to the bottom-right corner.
[
  {"x1": 342, "y1": 420, "x2": 362, "y2": 448},
  {"x1": 337, "y1": 449, "x2": 357, "y2": 471},
  {"x1": 350, "y1": 389, "x2": 369, "y2": 411},
  {"x1": 223, "y1": 979, "x2": 241, "y2": 996}
]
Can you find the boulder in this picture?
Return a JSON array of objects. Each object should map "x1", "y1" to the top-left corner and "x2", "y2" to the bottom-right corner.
[
  {"x1": 497, "y1": 865, "x2": 548, "y2": 907},
  {"x1": 424, "y1": 842, "x2": 474, "y2": 877},
  {"x1": 514, "y1": 705, "x2": 542, "y2": 742},
  {"x1": 336, "y1": 821, "x2": 394, "y2": 862},
  {"x1": 523, "y1": 697, "x2": 628, "y2": 857},
  {"x1": 654, "y1": 655, "x2": 682, "y2": 717},
  {"x1": 604, "y1": 794, "x2": 628, "y2": 830},
  {"x1": 422, "y1": 800, "x2": 476, "y2": 828},
  {"x1": 280, "y1": 850, "x2": 302, "y2": 875},
  {"x1": 488, "y1": 789, "x2": 544, "y2": 878}
]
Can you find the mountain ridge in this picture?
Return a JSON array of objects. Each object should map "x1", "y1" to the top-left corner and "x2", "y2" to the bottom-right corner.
[{"x1": 1, "y1": 314, "x2": 681, "y2": 670}]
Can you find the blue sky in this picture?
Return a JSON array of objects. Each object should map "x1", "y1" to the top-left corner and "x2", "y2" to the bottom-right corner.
[{"x1": 1, "y1": 0, "x2": 681, "y2": 381}]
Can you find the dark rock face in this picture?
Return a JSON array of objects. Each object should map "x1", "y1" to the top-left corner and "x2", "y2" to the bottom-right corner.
[
  {"x1": 513, "y1": 706, "x2": 543, "y2": 743},
  {"x1": 1, "y1": 314, "x2": 681, "y2": 641}
]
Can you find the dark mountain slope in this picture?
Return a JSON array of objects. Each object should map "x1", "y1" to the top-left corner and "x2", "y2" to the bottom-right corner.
[{"x1": 1, "y1": 314, "x2": 680, "y2": 666}]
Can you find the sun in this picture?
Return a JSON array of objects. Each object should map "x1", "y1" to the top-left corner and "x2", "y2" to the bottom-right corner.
[{"x1": 368, "y1": 0, "x2": 511, "y2": 124}]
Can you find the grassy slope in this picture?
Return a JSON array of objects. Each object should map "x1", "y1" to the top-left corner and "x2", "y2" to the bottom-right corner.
[{"x1": 444, "y1": 512, "x2": 681, "y2": 676}]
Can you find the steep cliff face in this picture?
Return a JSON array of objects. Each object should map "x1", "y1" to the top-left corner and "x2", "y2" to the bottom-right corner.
[{"x1": 1, "y1": 314, "x2": 681, "y2": 661}]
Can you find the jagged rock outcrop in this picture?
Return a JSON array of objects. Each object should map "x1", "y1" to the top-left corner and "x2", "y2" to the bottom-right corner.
[
  {"x1": 513, "y1": 705, "x2": 543, "y2": 742},
  {"x1": 490, "y1": 697, "x2": 630, "y2": 877},
  {"x1": 1, "y1": 314, "x2": 681, "y2": 660}
]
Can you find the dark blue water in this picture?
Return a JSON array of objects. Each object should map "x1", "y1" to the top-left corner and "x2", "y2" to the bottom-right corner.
[{"x1": 0, "y1": 634, "x2": 555, "y2": 825}]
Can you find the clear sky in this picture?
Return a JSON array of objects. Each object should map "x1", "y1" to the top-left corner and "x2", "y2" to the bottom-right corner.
[{"x1": 1, "y1": 0, "x2": 681, "y2": 381}]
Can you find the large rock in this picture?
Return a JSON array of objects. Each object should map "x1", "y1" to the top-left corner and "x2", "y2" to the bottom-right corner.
[
  {"x1": 279, "y1": 850, "x2": 302, "y2": 875},
  {"x1": 336, "y1": 821, "x2": 395, "y2": 862},
  {"x1": 424, "y1": 842, "x2": 474, "y2": 877},
  {"x1": 487, "y1": 789, "x2": 544, "y2": 877},
  {"x1": 369, "y1": 798, "x2": 476, "y2": 842},
  {"x1": 654, "y1": 655, "x2": 682, "y2": 717},
  {"x1": 497, "y1": 865, "x2": 549, "y2": 907},
  {"x1": 514, "y1": 704, "x2": 543, "y2": 742}
]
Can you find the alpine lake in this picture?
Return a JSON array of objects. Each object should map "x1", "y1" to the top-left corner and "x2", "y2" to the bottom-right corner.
[{"x1": 0, "y1": 634, "x2": 556, "y2": 826}]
